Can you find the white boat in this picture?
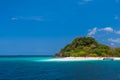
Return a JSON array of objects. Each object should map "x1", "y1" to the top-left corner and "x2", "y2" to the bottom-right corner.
[{"x1": 103, "y1": 58, "x2": 114, "y2": 61}]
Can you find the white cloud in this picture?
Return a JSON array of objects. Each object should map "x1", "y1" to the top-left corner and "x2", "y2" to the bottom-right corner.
[
  {"x1": 87, "y1": 27, "x2": 97, "y2": 36},
  {"x1": 87, "y1": 27, "x2": 114, "y2": 36},
  {"x1": 115, "y1": 30, "x2": 120, "y2": 34},
  {"x1": 11, "y1": 17, "x2": 18, "y2": 21},
  {"x1": 110, "y1": 43, "x2": 115, "y2": 46},
  {"x1": 100, "y1": 27, "x2": 113, "y2": 32},
  {"x1": 108, "y1": 38, "x2": 120, "y2": 43},
  {"x1": 114, "y1": 15, "x2": 119, "y2": 20},
  {"x1": 11, "y1": 16, "x2": 44, "y2": 21},
  {"x1": 87, "y1": 27, "x2": 120, "y2": 46},
  {"x1": 88, "y1": 27, "x2": 120, "y2": 36},
  {"x1": 83, "y1": 0, "x2": 93, "y2": 2},
  {"x1": 78, "y1": 0, "x2": 93, "y2": 5}
]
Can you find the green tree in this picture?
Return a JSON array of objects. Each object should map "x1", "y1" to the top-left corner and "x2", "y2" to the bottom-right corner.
[{"x1": 55, "y1": 37, "x2": 120, "y2": 57}]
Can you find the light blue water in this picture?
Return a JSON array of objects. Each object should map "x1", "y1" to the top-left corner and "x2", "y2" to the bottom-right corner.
[{"x1": 0, "y1": 56, "x2": 120, "y2": 80}]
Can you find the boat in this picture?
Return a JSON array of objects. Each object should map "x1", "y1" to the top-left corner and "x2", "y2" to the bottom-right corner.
[{"x1": 103, "y1": 58, "x2": 114, "y2": 61}]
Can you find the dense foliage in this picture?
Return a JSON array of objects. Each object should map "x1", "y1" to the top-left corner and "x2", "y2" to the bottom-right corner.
[{"x1": 55, "y1": 37, "x2": 120, "y2": 57}]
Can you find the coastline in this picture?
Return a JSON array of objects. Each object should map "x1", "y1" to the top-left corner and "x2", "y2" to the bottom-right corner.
[{"x1": 44, "y1": 57, "x2": 120, "y2": 61}]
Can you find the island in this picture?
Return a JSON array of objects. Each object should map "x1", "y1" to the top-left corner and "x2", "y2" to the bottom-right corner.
[{"x1": 48, "y1": 37, "x2": 120, "y2": 61}]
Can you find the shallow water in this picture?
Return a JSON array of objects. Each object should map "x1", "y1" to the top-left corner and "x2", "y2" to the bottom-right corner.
[{"x1": 0, "y1": 56, "x2": 120, "y2": 80}]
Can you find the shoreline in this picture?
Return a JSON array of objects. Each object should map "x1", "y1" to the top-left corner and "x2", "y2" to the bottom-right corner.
[{"x1": 44, "y1": 57, "x2": 120, "y2": 61}]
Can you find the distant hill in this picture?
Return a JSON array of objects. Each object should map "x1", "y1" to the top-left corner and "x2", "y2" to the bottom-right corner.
[{"x1": 55, "y1": 37, "x2": 120, "y2": 57}]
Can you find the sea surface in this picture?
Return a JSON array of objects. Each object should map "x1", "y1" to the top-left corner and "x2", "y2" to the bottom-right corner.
[{"x1": 0, "y1": 56, "x2": 120, "y2": 80}]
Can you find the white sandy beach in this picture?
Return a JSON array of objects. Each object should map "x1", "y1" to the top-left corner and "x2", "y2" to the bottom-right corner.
[{"x1": 44, "y1": 57, "x2": 120, "y2": 61}]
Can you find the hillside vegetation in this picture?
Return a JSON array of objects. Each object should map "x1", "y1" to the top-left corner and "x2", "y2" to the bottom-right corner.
[{"x1": 55, "y1": 37, "x2": 120, "y2": 57}]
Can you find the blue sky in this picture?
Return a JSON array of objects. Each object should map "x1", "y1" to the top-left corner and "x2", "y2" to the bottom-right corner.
[{"x1": 0, "y1": 0, "x2": 120, "y2": 55}]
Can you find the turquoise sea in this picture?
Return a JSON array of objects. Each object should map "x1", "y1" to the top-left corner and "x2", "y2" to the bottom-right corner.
[{"x1": 0, "y1": 56, "x2": 120, "y2": 80}]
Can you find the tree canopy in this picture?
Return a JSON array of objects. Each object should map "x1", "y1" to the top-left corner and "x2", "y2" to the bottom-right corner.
[{"x1": 55, "y1": 37, "x2": 120, "y2": 57}]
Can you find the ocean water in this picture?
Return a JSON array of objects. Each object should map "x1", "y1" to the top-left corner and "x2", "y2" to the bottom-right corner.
[{"x1": 0, "y1": 56, "x2": 120, "y2": 80}]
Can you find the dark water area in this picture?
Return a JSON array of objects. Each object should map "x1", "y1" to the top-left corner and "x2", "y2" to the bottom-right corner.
[{"x1": 0, "y1": 57, "x2": 120, "y2": 80}]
